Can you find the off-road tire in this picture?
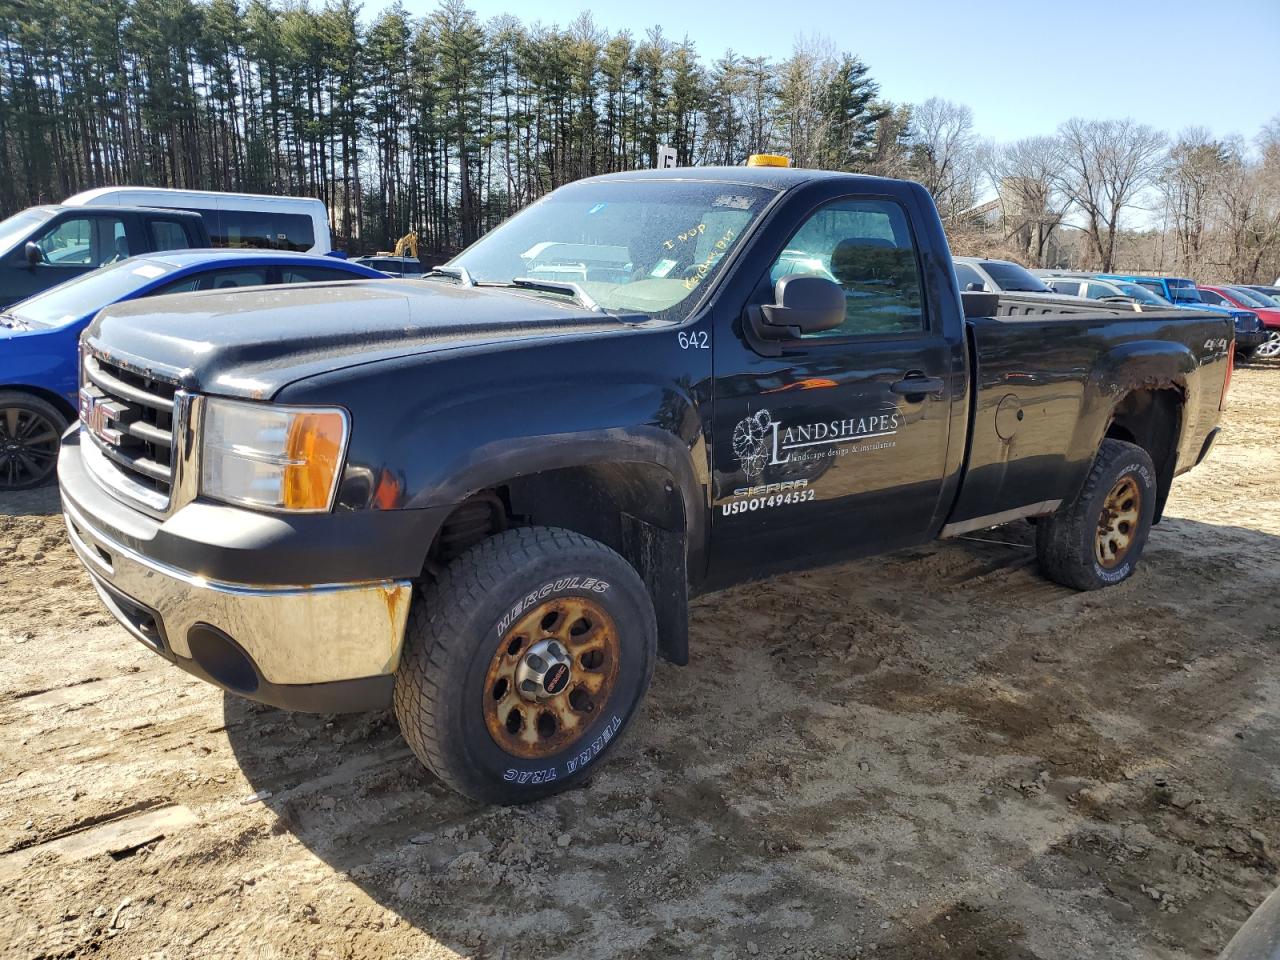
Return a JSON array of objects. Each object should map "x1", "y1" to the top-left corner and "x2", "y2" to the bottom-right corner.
[
  {"x1": 393, "y1": 526, "x2": 657, "y2": 804},
  {"x1": 0, "y1": 391, "x2": 68, "y2": 490},
  {"x1": 1035, "y1": 439, "x2": 1157, "y2": 591}
]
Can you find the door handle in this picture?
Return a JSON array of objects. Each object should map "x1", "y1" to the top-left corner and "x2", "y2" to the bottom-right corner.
[{"x1": 890, "y1": 375, "x2": 945, "y2": 398}]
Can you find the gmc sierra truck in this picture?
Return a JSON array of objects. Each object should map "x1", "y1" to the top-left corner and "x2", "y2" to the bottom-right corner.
[{"x1": 58, "y1": 165, "x2": 1234, "y2": 804}]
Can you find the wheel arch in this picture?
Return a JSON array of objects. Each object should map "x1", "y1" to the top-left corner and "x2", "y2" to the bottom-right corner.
[
  {"x1": 418, "y1": 427, "x2": 705, "y2": 666},
  {"x1": 1073, "y1": 341, "x2": 1196, "y2": 523},
  {"x1": 1102, "y1": 387, "x2": 1183, "y2": 522},
  {"x1": 0, "y1": 384, "x2": 77, "y2": 423}
]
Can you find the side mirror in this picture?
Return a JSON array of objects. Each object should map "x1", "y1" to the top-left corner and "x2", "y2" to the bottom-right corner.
[
  {"x1": 964, "y1": 281, "x2": 986, "y2": 292},
  {"x1": 24, "y1": 241, "x2": 42, "y2": 267},
  {"x1": 760, "y1": 275, "x2": 845, "y2": 335}
]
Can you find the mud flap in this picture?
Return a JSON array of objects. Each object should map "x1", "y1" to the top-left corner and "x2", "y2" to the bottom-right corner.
[{"x1": 621, "y1": 513, "x2": 689, "y2": 666}]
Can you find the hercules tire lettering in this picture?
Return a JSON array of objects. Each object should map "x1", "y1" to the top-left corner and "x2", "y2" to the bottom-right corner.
[{"x1": 393, "y1": 527, "x2": 656, "y2": 805}]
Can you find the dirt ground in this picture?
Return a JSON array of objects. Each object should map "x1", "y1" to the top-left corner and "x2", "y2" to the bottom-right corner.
[{"x1": 2, "y1": 365, "x2": 1279, "y2": 960}]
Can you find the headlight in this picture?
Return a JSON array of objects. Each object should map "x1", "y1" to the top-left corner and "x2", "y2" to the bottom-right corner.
[{"x1": 200, "y1": 398, "x2": 349, "y2": 512}]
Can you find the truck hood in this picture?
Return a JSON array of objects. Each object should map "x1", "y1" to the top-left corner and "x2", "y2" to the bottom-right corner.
[{"x1": 82, "y1": 279, "x2": 631, "y2": 399}]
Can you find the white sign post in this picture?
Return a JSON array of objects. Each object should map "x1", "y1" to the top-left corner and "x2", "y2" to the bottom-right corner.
[{"x1": 657, "y1": 145, "x2": 678, "y2": 169}]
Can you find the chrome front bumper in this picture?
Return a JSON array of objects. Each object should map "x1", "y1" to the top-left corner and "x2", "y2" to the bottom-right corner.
[{"x1": 63, "y1": 496, "x2": 412, "y2": 689}]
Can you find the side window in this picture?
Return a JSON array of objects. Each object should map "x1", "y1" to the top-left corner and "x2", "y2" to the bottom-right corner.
[
  {"x1": 215, "y1": 209, "x2": 315, "y2": 252},
  {"x1": 35, "y1": 216, "x2": 128, "y2": 267},
  {"x1": 150, "y1": 267, "x2": 270, "y2": 296},
  {"x1": 1052, "y1": 280, "x2": 1080, "y2": 296},
  {"x1": 1082, "y1": 282, "x2": 1110, "y2": 300},
  {"x1": 1137, "y1": 281, "x2": 1164, "y2": 296},
  {"x1": 767, "y1": 198, "x2": 925, "y2": 339},
  {"x1": 202, "y1": 267, "x2": 270, "y2": 289},
  {"x1": 152, "y1": 276, "x2": 201, "y2": 295},
  {"x1": 150, "y1": 220, "x2": 192, "y2": 252},
  {"x1": 280, "y1": 266, "x2": 360, "y2": 284},
  {"x1": 1198, "y1": 289, "x2": 1225, "y2": 305},
  {"x1": 953, "y1": 262, "x2": 985, "y2": 291}
]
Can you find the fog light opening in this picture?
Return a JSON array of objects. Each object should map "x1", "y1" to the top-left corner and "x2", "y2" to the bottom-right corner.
[{"x1": 186, "y1": 625, "x2": 260, "y2": 694}]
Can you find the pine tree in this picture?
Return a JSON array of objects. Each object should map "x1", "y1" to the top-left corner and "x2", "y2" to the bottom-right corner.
[{"x1": 817, "y1": 53, "x2": 886, "y2": 170}]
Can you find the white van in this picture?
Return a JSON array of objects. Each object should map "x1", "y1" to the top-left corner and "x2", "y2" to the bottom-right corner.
[{"x1": 63, "y1": 187, "x2": 332, "y2": 255}]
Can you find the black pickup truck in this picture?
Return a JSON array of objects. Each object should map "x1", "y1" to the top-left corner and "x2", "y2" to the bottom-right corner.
[{"x1": 58, "y1": 166, "x2": 1234, "y2": 804}]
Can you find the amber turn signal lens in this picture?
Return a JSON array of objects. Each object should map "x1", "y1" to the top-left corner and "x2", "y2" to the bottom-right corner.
[{"x1": 282, "y1": 411, "x2": 348, "y2": 511}]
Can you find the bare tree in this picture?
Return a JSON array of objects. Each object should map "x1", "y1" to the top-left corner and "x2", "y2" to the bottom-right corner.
[
  {"x1": 1052, "y1": 118, "x2": 1166, "y2": 271},
  {"x1": 864, "y1": 102, "x2": 913, "y2": 179},
  {"x1": 906, "y1": 98, "x2": 980, "y2": 225},
  {"x1": 1158, "y1": 127, "x2": 1229, "y2": 275},
  {"x1": 985, "y1": 135, "x2": 1070, "y2": 267},
  {"x1": 774, "y1": 36, "x2": 837, "y2": 168},
  {"x1": 1215, "y1": 137, "x2": 1280, "y2": 283}
]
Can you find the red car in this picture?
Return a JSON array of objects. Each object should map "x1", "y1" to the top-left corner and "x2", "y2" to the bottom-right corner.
[{"x1": 1199, "y1": 284, "x2": 1280, "y2": 358}]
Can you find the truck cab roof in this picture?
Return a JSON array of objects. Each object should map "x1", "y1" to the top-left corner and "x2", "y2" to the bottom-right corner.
[{"x1": 578, "y1": 165, "x2": 897, "y2": 192}]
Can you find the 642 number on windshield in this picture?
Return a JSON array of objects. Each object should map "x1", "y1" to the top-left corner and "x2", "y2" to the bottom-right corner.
[{"x1": 678, "y1": 330, "x2": 709, "y2": 350}]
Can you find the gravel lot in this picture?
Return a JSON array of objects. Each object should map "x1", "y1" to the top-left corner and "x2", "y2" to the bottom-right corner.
[{"x1": 2, "y1": 364, "x2": 1278, "y2": 960}]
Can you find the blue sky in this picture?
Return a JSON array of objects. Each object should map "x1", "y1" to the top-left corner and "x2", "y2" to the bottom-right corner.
[{"x1": 398, "y1": 0, "x2": 1279, "y2": 145}]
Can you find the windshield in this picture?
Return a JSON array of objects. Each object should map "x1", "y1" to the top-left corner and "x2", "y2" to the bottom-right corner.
[
  {"x1": 0, "y1": 208, "x2": 49, "y2": 255},
  {"x1": 1115, "y1": 282, "x2": 1170, "y2": 305},
  {"x1": 1224, "y1": 286, "x2": 1271, "y2": 308},
  {"x1": 1238, "y1": 287, "x2": 1280, "y2": 308},
  {"x1": 979, "y1": 260, "x2": 1050, "y2": 293},
  {"x1": 7, "y1": 258, "x2": 175, "y2": 328},
  {"x1": 1166, "y1": 278, "x2": 1202, "y2": 303},
  {"x1": 447, "y1": 179, "x2": 776, "y2": 319}
]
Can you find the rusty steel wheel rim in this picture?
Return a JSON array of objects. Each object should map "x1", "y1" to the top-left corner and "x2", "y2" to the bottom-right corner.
[
  {"x1": 483, "y1": 596, "x2": 621, "y2": 759},
  {"x1": 1096, "y1": 475, "x2": 1142, "y2": 568}
]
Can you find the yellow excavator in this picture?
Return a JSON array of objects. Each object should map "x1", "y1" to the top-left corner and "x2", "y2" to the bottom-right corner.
[{"x1": 378, "y1": 231, "x2": 419, "y2": 259}]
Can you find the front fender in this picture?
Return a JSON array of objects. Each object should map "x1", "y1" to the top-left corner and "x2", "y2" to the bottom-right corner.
[
  {"x1": 424, "y1": 423, "x2": 703, "y2": 526},
  {"x1": 278, "y1": 330, "x2": 714, "y2": 568},
  {"x1": 0, "y1": 326, "x2": 81, "y2": 405}
]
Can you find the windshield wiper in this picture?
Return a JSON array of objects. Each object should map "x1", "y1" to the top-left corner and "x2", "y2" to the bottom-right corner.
[
  {"x1": 508, "y1": 277, "x2": 603, "y2": 313},
  {"x1": 0, "y1": 312, "x2": 28, "y2": 330},
  {"x1": 424, "y1": 265, "x2": 474, "y2": 287}
]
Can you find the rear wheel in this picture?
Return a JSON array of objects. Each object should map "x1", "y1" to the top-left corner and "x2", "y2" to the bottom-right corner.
[
  {"x1": 1035, "y1": 439, "x2": 1157, "y2": 590},
  {"x1": 393, "y1": 526, "x2": 657, "y2": 804},
  {"x1": 0, "y1": 391, "x2": 67, "y2": 490}
]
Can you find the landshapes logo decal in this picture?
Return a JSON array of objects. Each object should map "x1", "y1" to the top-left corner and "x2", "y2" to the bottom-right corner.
[
  {"x1": 725, "y1": 405, "x2": 900, "y2": 515},
  {"x1": 731, "y1": 406, "x2": 901, "y2": 480}
]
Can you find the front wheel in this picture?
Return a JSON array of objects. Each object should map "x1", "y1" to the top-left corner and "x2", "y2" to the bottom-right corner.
[
  {"x1": 393, "y1": 527, "x2": 657, "y2": 804},
  {"x1": 1035, "y1": 439, "x2": 1157, "y2": 591},
  {"x1": 0, "y1": 391, "x2": 68, "y2": 490},
  {"x1": 1256, "y1": 331, "x2": 1280, "y2": 359}
]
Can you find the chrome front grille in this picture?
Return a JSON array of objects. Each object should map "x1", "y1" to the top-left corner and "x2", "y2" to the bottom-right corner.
[{"x1": 80, "y1": 353, "x2": 179, "y2": 507}]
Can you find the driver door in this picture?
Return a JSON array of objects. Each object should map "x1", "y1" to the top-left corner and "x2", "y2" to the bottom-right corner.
[
  {"x1": 6, "y1": 213, "x2": 130, "y2": 303},
  {"x1": 709, "y1": 195, "x2": 955, "y2": 579}
]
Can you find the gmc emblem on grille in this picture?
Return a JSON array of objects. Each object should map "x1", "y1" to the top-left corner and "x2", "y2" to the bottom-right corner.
[{"x1": 79, "y1": 389, "x2": 127, "y2": 447}]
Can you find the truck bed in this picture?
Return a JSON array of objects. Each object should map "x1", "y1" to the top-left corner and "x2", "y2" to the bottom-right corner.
[
  {"x1": 965, "y1": 290, "x2": 1139, "y2": 318},
  {"x1": 944, "y1": 308, "x2": 1233, "y2": 532}
]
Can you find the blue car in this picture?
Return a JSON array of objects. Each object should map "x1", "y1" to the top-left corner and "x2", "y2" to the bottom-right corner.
[
  {"x1": 0, "y1": 249, "x2": 387, "y2": 489},
  {"x1": 1099, "y1": 273, "x2": 1261, "y2": 351}
]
